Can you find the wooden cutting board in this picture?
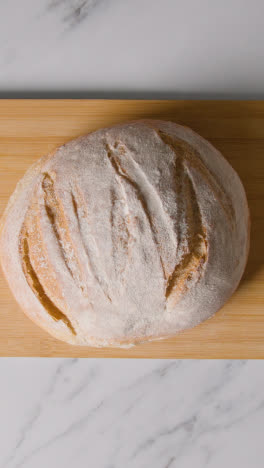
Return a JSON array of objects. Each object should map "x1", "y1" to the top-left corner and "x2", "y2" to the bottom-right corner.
[{"x1": 0, "y1": 99, "x2": 263, "y2": 358}]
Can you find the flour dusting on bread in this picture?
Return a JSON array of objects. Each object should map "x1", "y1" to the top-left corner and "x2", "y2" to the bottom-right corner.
[{"x1": 0, "y1": 120, "x2": 250, "y2": 346}]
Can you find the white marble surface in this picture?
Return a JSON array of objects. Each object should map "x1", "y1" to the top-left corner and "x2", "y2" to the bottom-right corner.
[
  {"x1": 0, "y1": 0, "x2": 264, "y2": 97},
  {"x1": 1, "y1": 2, "x2": 264, "y2": 467},
  {"x1": 0, "y1": 359, "x2": 263, "y2": 468}
]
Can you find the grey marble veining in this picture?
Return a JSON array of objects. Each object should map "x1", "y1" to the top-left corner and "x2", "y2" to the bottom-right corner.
[
  {"x1": 0, "y1": 359, "x2": 263, "y2": 468},
  {"x1": 47, "y1": 0, "x2": 107, "y2": 28},
  {"x1": 0, "y1": 0, "x2": 264, "y2": 96}
]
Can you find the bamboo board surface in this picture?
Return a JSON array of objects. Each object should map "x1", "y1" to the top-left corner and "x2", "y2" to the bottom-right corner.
[{"x1": 0, "y1": 99, "x2": 263, "y2": 358}]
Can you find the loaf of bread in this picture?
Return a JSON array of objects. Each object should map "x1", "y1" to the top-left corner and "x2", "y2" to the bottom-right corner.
[{"x1": 0, "y1": 120, "x2": 250, "y2": 347}]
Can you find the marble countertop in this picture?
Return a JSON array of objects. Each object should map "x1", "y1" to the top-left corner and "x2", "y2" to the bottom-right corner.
[
  {"x1": 0, "y1": 360, "x2": 263, "y2": 468},
  {"x1": 1, "y1": 1, "x2": 264, "y2": 467},
  {"x1": 0, "y1": 0, "x2": 264, "y2": 98}
]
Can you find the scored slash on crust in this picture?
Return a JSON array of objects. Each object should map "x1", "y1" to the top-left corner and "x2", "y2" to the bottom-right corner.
[
  {"x1": 105, "y1": 137, "x2": 209, "y2": 308},
  {"x1": 19, "y1": 229, "x2": 76, "y2": 335},
  {"x1": 70, "y1": 185, "x2": 113, "y2": 303}
]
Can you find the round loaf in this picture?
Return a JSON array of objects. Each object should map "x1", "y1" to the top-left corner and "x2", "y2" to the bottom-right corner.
[{"x1": 0, "y1": 120, "x2": 250, "y2": 347}]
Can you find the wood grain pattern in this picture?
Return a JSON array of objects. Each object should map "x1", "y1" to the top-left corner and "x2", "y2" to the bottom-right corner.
[{"x1": 0, "y1": 99, "x2": 263, "y2": 358}]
